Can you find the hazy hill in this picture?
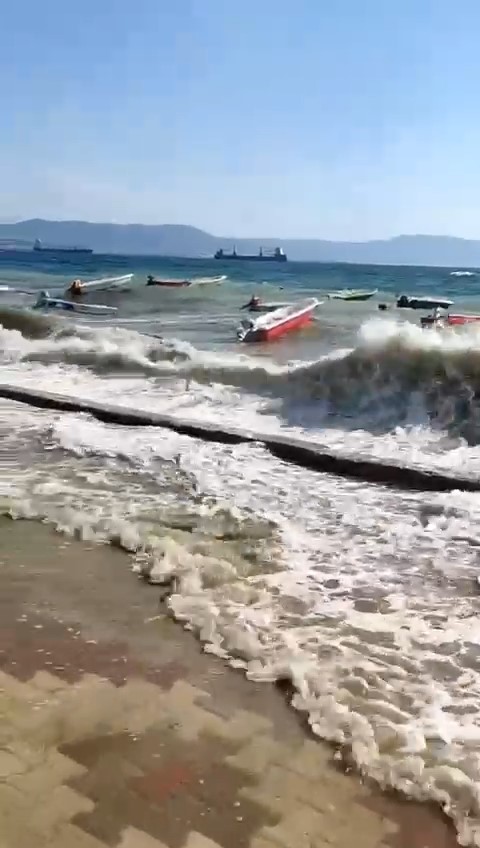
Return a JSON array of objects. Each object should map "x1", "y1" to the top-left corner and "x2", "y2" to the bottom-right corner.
[{"x1": 1, "y1": 219, "x2": 479, "y2": 266}]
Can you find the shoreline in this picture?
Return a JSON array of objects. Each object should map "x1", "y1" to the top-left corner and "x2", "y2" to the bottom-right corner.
[{"x1": 0, "y1": 517, "x2": 459, "y2": 848}]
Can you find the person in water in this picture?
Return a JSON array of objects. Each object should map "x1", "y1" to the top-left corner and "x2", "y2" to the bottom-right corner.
[
  {"x1": 241, "y1": 294, "x2": 261, "y2": 310},
  {"x1": 69, "y1": 279, "x2": 83, "y2": 296}
]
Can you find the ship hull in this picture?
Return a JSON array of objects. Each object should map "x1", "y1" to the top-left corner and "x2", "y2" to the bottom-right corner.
[
  {"x1": 33, "y1": 248, "x2": 93, "y2": 255},
  {"x1": 215, "y1": 254, "x2": 286, "y2": 262}
]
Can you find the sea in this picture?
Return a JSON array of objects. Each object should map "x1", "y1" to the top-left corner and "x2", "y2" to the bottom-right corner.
[{"x1": 2, "y1": 251, "x2": 480, "y2": 844}]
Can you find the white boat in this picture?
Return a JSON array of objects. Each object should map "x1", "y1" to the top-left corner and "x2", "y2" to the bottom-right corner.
[
  {"x1": 238, "y1": 298, "x2": 320, "y2": 343},
  {"x1": 328, "y1": 288, "x2": 378, "y2": 301},
  {"x1": 65, "y1": 274, "x2": 133, "y2": 295},
  {"x1": 33, "y1": 292, "x2": 117, "y2": 316},
  {"x1": 189, "y1": 275, "x2": 226, "y2": 286},
  {"x1": 146, "y1": 274, "x2": 226, "y2": 288}
]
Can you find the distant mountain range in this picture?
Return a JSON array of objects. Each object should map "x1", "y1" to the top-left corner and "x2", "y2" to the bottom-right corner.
[{"x1": 1, "y1": 219, "x2": 480, "y2": 266}]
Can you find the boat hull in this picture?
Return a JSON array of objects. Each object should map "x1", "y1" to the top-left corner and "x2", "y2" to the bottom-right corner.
[
  {"x1": 257, "y1": 311, "x2": 313, "y2": 341},
  {"x1": 146, "y1": 279, "x2": 190, "y2": 288},
  {"x1": 34, "y1": 248, "x2": 93, "y2": 255},
  {"x1": 215, "y1": 255, "x2": 287, "y2": 262},
  {"x1": 34, "y1": 298, "x2": 117, "y2": 315},
  {"x1": 146, "y1": 275, "x2": 225, "y2": 288},
  {"x1": 240, "y1": 302, "x2": 317, "y2": 343},
  {"x1": 70, "y1": 274, "x2": 133, "y2": 294},
  {"x1": 329, "y1": 289, "x2": 377, "y2": 301},
  {"x1": 397, "y1": 296, "x2": 453, "y2": 310},
  {"x1": 447, "y1": 314, "x2": 480, "y2": 326}
]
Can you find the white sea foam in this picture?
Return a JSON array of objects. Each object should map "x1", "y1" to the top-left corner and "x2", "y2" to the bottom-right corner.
[{"x1": 2, "y1": 402, "x2": 480, "y2": 842}]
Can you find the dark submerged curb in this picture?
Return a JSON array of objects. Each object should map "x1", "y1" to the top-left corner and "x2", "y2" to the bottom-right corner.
[{"x1": 1, "y1": 384, "x2": 477, "y2": 493}]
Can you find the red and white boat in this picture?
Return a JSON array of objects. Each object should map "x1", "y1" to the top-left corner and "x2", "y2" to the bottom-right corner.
[
  {"x1": 446, "y1": 313, "x2": 480, "y2": 326},
  {"x1": 237, "y1": 298, "x2": 320, "y2": 343},
  {"x1": 421, "y1": 312, "x2": 480, "y2": 329}
]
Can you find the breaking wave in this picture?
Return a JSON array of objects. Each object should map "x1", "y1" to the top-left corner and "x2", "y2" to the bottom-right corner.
[{"x1": 4, "y1": 315, "x2": 480, "y2": 443}]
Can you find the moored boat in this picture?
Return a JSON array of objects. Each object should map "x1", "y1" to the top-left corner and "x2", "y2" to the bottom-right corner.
[
  {"x1": 146, "y1": 274, "x2": 226, "y2": 288},
  {"x1": 421, "y1": 312, "x2": 480, "y2": 329},
  {"x1": 446, "y1": 313, "x2": 480, "y2": 326},
  {"x1": 237, "y1": 298, "x2": 320, "y2": 343},
  {"x1": 328, "y1": 288, "x2": 378, "y2": 301},
  {"x1": 397, "y1": 294, "x2": 453, "y2": 310},
  {"x1": 33, "y1": 291, "x2": 117, "y2": 316},
  {"x1": 65, "y1": 274, "x2": 133, "y2": 295}
]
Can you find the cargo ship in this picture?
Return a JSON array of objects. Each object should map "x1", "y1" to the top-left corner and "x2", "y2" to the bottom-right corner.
[
  {"x1": 214, "y1": 246, "x2": 287, "y2": 262},
  {"x1": 33, "y1": 239, "x2": 93, "y2": 256}
]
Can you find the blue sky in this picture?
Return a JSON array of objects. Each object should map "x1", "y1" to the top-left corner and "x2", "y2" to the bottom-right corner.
[{"x1": 1, "y1": 0, "x2": 480, "y2": 239}]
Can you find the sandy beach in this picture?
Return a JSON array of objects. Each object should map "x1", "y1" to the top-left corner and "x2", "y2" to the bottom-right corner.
[{"x1": 0, "y1": 517, "x2": 459, "y2": 848}]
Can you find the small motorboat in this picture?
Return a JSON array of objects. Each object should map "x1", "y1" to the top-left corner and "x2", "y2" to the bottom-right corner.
[
  {"x1": 190, "y1": 275, "x2": 226, "y2": 286},
  {"x1": 146, "y1": 274, "x2": 226, "y2": 288},
  {"x1": 328, "y1": 288, "x2": 377, "y2": 301},
  {"x1": 237, "y1": 298, "x2": 320, "y2": 343},
  {"x1": 421, "y1": 311, "x2": 480, "y2": 329},
  {"x1": 397, "y1": 294, "x2": 453, "y2": 310},
  {"x1": 33, "y1": 291, "x2": 117, "y2": 316},
  {"x1": 66, "y1": 274, "x2": 133, "y2": 295}
]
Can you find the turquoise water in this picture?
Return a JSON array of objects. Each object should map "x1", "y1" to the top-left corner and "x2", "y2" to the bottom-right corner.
[{"x1": 1, "y1": 251, "x2": 479, "y2": 357}]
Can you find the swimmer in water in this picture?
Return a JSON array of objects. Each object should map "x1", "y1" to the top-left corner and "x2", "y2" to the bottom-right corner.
[
  {"x1": 69, "y1": 279, "x2": 83, "y2": 296},
  {"x1": 241, "y1": 295, "x2": 261, "y2": 310}
]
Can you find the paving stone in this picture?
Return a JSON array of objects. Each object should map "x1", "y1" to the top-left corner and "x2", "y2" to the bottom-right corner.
[
  {"x1": 250, "y1": 838, "x2": 282, "y2": 848},
  {"x1": 9, "y1": 749, "x2": 85, "y2": 796},
  {"x1": 0, "y1": 670, "x2": 41, "y2": 703},
  {"x1": 46, "y1": 823, "x2": 107, "y2": 848},
  {"x1": 116, "y1": 826, "x2": 170, "y2": 847},
  {"x1": 222, "y1": 710, "x2": 273, "y2": 741},
  {"x1": 274, "y1": 739, "x2": 332, "y2": 783},
  {"x1": 184, "y1": 832, "x2": 225, "y2": 848},
  {"x1": 225, "y1": 737, "x2": 280, "y2": 777},
  {"x1": 240, "y1": 764, "x2": 331, "y2": 815},
  {"x1": 0, "y1": 783, "x2": 45, "y2": 848},
  {"x1": 0, "y1": 667, "x2": 430, "y2": 848},
  {"x1": 0, "y1": 749, "x2": 28, "y2": 779},
  {"x1": 259, "y1": 805, "x2": 336, "y2": 848},
  {"x1": 30, "y1": 784, "x2": 94, "y2": 836}
]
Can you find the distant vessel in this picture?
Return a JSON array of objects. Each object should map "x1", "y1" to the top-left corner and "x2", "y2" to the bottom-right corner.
[
  {"x1": 33, "y1": 238, "x2": 93, "y2": 256},
  {"x1": 214, "y1": 246, "x2": 287, "y2": 262}
]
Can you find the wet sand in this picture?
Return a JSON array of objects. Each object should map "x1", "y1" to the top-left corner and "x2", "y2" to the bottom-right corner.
[{"x1": 0, "y1": 516, "x2": 460, "y2": 847}]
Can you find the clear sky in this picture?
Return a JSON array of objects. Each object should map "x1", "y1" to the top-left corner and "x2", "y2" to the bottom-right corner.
[{"x1": 1, "y1": 0, "x2": 480, "y2": 240}]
